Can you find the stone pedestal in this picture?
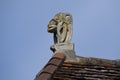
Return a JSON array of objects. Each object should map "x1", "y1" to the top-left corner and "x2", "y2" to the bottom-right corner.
[{"x1": 50, "y1": 43, "x2": 77, "y2": 62}]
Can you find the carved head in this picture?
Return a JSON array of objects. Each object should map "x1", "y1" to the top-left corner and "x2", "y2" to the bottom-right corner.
[
  {"x1": 47, "y1": 19, "x2": 58, "y2": 33},
  {"x1": 47, "y1": 13, "x2": 72, "y2": 33},
  {"x1": 48, "y1": 13, "x2": 73, "y2": 44}
]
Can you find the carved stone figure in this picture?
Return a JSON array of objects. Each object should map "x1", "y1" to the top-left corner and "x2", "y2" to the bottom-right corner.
[
  {"x1": 47, "y1": 13, "x2": 77, "y2": 62},
  {"x1": 47, "y1": 12, "x2": 73, "y2": 44}
]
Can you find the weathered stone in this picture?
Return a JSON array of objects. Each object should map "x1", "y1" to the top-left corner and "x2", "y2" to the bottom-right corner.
[
  {"x1": 48, "y1": 13, "x2": 77, "y2": 62},
  {"x1": 47, "y1": 12, "x2": 73, "y2": 44}
]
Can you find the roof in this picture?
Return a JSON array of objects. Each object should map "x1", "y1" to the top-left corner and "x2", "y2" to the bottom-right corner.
[{"x1": 35, "y1": 53, "x2": 120, "y2": 80}]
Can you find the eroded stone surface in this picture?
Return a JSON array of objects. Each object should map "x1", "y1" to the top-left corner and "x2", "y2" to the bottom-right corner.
[
  {"x1": 47, "y1": 12, "x2": 73, "y2": 44},
  {"x1": 48, "y1": 13, "x2": 77, "y2": 62}
]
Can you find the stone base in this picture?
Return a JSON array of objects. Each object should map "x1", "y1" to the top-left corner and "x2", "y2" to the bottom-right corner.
[
  {"x1": 51, "y1": 43, "x2": 74, "y2": 51},
  {"x1": 50, "y1": 43, "x2": 77, "y2": 62}
]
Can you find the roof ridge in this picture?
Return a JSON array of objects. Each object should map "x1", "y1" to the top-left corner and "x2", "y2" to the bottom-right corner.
[{"x1": 76, "y1": 56, "x2": 120, "y2": 67}]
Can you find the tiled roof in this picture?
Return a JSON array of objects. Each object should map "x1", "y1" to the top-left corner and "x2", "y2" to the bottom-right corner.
[
  {"x1": 35, "y1": 53, "x2": 120, "y2": 80},
  {"x1": 35, "y1": 53, "x2": 66, "y2": 80}
]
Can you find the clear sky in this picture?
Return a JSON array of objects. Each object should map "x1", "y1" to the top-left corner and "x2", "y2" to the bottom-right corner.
[{"x1": 0, "y1": 0, "x2": 120, "y2": 80}]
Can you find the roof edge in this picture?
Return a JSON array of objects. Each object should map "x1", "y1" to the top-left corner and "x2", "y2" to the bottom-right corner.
[{"x1": 34, "y1": 53, "x2": 66, "y2": 80}]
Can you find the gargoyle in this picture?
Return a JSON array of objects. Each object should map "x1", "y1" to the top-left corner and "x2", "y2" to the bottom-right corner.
[{"x1": 47, "y1": 12, "x2": 73, "y2": 44}]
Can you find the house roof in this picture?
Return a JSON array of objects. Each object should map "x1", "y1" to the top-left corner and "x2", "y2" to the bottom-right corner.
[{"x1": 35, "y1": 53, "x2": 120, "y2": 80}]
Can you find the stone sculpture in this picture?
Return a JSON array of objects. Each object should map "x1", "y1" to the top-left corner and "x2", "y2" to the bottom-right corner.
[
  {"x1": 47, "y1": 12, "x2": 72, "y2": 44},
  {"x1": 47, "y1": 12, "x2": 77, "y2": 62}
]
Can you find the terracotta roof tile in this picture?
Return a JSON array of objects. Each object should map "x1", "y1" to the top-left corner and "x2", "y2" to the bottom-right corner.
[
  {"x1": 49, "y1": 58, "x2": 64, "y2": 66},
  {"x1": 52, "y1": 53, "x2": 66, "y2": 59},
  {"x1": 43, "y1": 64, "x2": 58, "y2": 74},
  {"x1": 34, "y1": 53, "x2": 66, "y2": 80},
  {"x1": 35, "y1": 73, "x2": 51, "y2": 80}
]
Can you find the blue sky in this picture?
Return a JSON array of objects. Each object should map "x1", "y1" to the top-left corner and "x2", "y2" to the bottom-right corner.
[{"x1": 0, "y1": 0, "x2": 120, "y2": 80}]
